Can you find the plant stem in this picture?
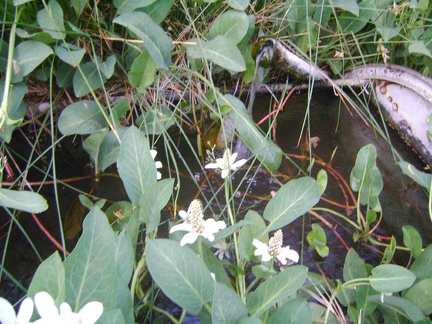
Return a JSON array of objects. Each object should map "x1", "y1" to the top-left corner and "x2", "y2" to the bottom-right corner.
[{"x1": 131, "y1": 254, "x2": 146, "y2": 303}]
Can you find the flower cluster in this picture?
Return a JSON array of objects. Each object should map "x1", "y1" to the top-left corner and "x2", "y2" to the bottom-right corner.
[
  {"x1": 0, "y1": 291, "x2": 103, "y2": 324},
  {"x1": 253, "y1": 229, "x2": 299, "y2": 265},
  {"x1": 170, "y1": 199, "x2": 227, "y2": 246},
  {"x1": 205, "y1": 148, "x2": 247, "y2": 179}
]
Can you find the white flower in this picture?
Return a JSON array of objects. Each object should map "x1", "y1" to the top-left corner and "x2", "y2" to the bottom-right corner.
[
  {"x1": 205, "y1": 148, "x2": 247, "y2": 179},
  {"x1": 213, "y1": 239, "x2": 231, "y2": 260},
  {"x1": 170, "y1": 199, "x2": 227, "y2": 246},
  {"x1": 150, "y1": 149, "x2": 163, "y2": 180},
  {"x1": 253, "y1": 229, "x2": 299, "y2": 265},
  {"x1": 0, "y1": 296, "x2": 34, "y2": 324},
  {"x1": 34, "y1": 291, "x2": 103, "y2": 324}
]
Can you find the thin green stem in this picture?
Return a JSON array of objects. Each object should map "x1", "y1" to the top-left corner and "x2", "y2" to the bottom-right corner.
[{"x1": 131, "y1": 254, "x2": 146, "y2": 303}]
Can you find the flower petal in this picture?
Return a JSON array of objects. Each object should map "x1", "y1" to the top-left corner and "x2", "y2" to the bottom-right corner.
[
  {"x1": 16, "y1": 297, "x2": 34, "y2": 323},
  {"x1": 204, "y1": 162, "x2": 220, "y2": 170},
  {"x1": 178, "y1": 210, "x2": 187, "y2": 220},
  {"x1": 221, "y1": 169, "x2": 229, "y2": 179},
  {"x1": 0, "y1": 297, "x2": 17, "y2": 324},
  {"x1": 231, "y1": 159, "x2": 247, "y2": 170},
  {"x1": 277, "y1": 247, "x2": 299, "y2": 265},
  {"x1": 180, "y1": 232, "x2": 199, "y2": 246},
  {"x1": 169, "y1": 222, "x2": 192, "y2": 233},
  {"x1": 252, "y1": 239, "x2": 272, "y2": 262},
  {"x1": 34, "y1": 292, "x2": 59, "y2": 320},
  {"x1": 150, "y1": 149, "x2": 157, "y2": 159},
  {"x1": 78, "y1": 301, "x2": 103, "y2": 324},
  {"x1": 155, "y1": 161, "x2": 163, "y2": 169}
]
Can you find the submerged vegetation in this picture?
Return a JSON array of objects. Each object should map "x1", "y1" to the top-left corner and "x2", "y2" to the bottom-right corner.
[{"x1": 1, "y1": 0, "x2": 432, "y2": 323}]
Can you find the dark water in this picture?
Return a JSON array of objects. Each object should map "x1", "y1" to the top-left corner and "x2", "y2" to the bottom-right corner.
[{"x1": 1, "y1": 90, "x2": 430, "y2": 311}]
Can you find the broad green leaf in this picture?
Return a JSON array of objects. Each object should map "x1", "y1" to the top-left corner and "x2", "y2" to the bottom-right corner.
[
  {"x1": 376, "y1": 27, "x2": 402, "y2": 42},
  {"x1": 343, "y1": 248, "x2": 367, "y2": 281},
  {"x1": 212, "y1": 282, "x2": 248, "y2": 324},
  {"x1": 246, "y1": 265, "x2": 308, "y2": 317},
  {"x1": 225, "y1": 94, "x2": 282, "y2": 170},
  {"x1": 187, "y1": 36, "x2": 246, "y2": 72},
  {"x1": 98, "y1": 309, "x2": 126, "y2": 324},
  {"x1": 83, "y1": 129, "x2": 108, "y2": 172},
  {"x1": 238, "y1": 225, "x2": 253, "y2": 261},
  {"x1": 94, "y1": 55, "x2": 116, "y2": 79},
  {"x1": 73, "y1": 62, "x2": 107, "y2": 97},
  {"x1": 339, "y1": 0, "x2": 374, "y2": 33},
  {"x1": 58, "y1": 100, "x2": 108, "y2": 135},
  {"x1": 208, "y1": 10, "x2": 249, "y2": 45},
  {"x1": 409, "y1": 41, "x2": 432, "y2": 59},
  {"x1": 0, "y1": 80, "x2": 27, "y2": 142},
  {"x1": 27, "y1": 252, "x2": 65, "y2": 303},
  {"x1": 199, "y1": 244, "x2": 231, "y2": 287},
  {"x1": 267, "y1": 298, "x2": 312, "y2": 324},
  {"x1": 56, "y1": 63, "x2": 75, "y2": 88},
  {"x1": 64, "y1": 207, "x2": 118, "y2": 311},
  {"x1": 113, "y1": 0, "x2": 156, "y2": 14},
  {"x1": 404, "y1": 278, "x2": 432, "y2": 315},
  {"x1": 369, "y1": 264, "x2": 416, "y2": 293},
  {"x1": 285, "y1": 0, "x2": 313, "y2": 34},
  {"x1": 37, "y1": 0, "x2": 66, "y2": 40},
  {"x1": 140, "y1": 0, "x2": 174, "y2": 24},
  {"x1": 55, "y1": 43, "x2": 86, "y2": 67},
  {"x1": 113, "y1": 12, "x2": 172, "y2": 69},
  {"x1": 333, "y1": 0, "x2": 359, "y2": 16},
  {"x1": 139, "y1": 178, "x2": 174, "y2": 232},
  {"x1": 402, "y1": 225, "x2": 422, "y2": 258},
  {"x1": 136, "y1": 105, "x2": 175, "y2": 134},
  {"x1": 369, "y1": 295, "x2": 426, "y2": 322},
  {"x1": 12, "y1": 41, "x2": 53, "y2": 82},
  {"x1": 117, "y1": 126, "x2": 157, "y2": 205},
  {"x1": 398, "y1": 161, "x2": 432, "y2": 190},
  {"x1": 350, "y1": 144, "x2": 383, "y2": 211},
  {"x1": 116, "y1": 281, "x2": 134, "y2": 323},
  {"x1": 128, "y1": 51, "x2": 156, "y2": 92},
  {"x1": 410, "y1": 244, "x2": 432, "y2": 280},
  {"x1": 306, "y1": 223, "x2": 328, "y2": 257},
  {"x1": 98, "y1": 128, "x2": 127, "y2": 171},
  {"x1": 0, "y1": 188, "x2": 48, "y2": 213},
  {"x1": 114, "y1": 234, "x2": 134, "y2": 285},
  {"x1": 72, "y1": 0, "x2": 88, "y2": 17},
  {"x1": 263, "y1": 177, "x2": 320, "y2": 233},
  {"x1": 226, "y1": 0, "x2": 249, "y2": 10},
  {"x1": 13, "y1": 0, "x2": 34, "y2": 4},
  {"x1": 146, "y1": 239, "x2": 214, "y2": 315},
  {"x1": 316, "y1": 169, "x2": 327, "y2": 195}
]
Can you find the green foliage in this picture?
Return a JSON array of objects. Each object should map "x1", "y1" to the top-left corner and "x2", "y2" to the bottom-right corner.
[
  {"x1": 0, "y1": 188, "x2": 48, "y2": 213},
  {"x1": 307, "y1": 223, "x2": 329, "y2": 258}
]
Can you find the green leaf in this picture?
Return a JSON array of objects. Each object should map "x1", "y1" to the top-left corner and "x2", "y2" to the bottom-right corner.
[
  {"x1": 410, "y1": 244, "x2": 432, "y2": 280},
  {"x1": 343, "y1": 248, "x2": 367, "y2": 281},
  {"x1": 402, "y1": 225, "x2": 422, "y2": 258},
  {"x1": 0, "y1": 80, "x2": 27, "y2": 142},
  {"x1": 187, "y1": 36, "x2": 246, "y2": 72},
  {"x1": 316, "y1": 169, "x2": 327, "y2": 195},
  {"x1": 12, "y1": 41, "x2": 53, "y2": 82},
  {"x1": 114, "y1": 233, "x2": 134, "y2": 285},
  {"x1": 136, "y1": 105, "x2": 175, "y2": 135},
  {"x1": 13, "y1": 0, "x2": 34, "y2": 4},
  {"x1": 139, "y1": 178, "x2": 174, "y2": 232},
  {"x1": 55, "y1": 43, "x2": 86, "y2": 67},
  {"x1": 71, "y1": 0, "x2": 88, "y2": 17},
  {"x1": 369, "y1": 295, "x2": 426, "y2": 322},
  {"x1": 246, "y1": 265, "x2": 308, "y2": 317},
  {"x1": 226, "y1": 0, "x2": 249, "y2": 10},
  {"x1": 113, "y1": 0, "x2": 156, "y2": 14},
  {"x1": 73, "y1": 62, "x2": 107, "y2": 97},
  {"x1": 56, "y1": 63, "x2": 75, "y2": 88},
  {"x1": 117, "y1": 126, "x2": 157, "y2": 205},
  {"x1": 225, "y1": 94, "x2": 283, "y2": 170},
  {"x1": 146, "y1": 239, "x2": 214, "y2": 315},
  {"x1": 398, "y1": 161, "x2": 432, "y2": 190},
  {"x1": 140, "y1": 0, "x2": 174, "y2": 24},
  {"x1": 369, "y1": 264, "x2": 416, "y2": 293},
  {"x1": 263, "y1": 177, "x2": 320, "y2": 233},
  {"x1": 98, "y1": 128, "x2": 127, "y2": 171},
  {"x1": 409, "y1": 41, "x2": 432, "y2": 58},
  {"x1": 37, "y1": 0, "x2": 66, "y2": 40},
  {"x1": 83, "y1": 129, "x2": 108, "y2": 172},
  {"x1": 27, "y1": 252, "x2": 65, "y2": 302},
  {"x1": 113, "y1": 12, "x2": 172, "y2": 69},
  {"x1": 376, "y1": 27, "x2": 402, "y2": 42},
  {"x1": 267, "y1": 298, "x2": 312, "y2": 324},
  {"x1": 58, "y1": 100, "x2": 108, "y2": 135},
  {"x1": 0, "y1": 188, "x2": 48, "y2": 213},
  {"x1": 306, "y1": 223, "x2": 328, "y2": 258},
  {"x1": 333, "y1": 0, "x2": 359, "y2": 16},
  {"x1": 212, "y1": 282, "x2": 248, "y2": 324},
  {"x1": 404, "y1": 278, "x2": 432, "y2": 315},
  {"x1": 128, "y1": 51, "x2": 156, "y2": 92},
  {"x1": 208, "y1": 10, "x2": 249, "y2": 45},
  {"x1": 350, "y1": 144, "x2": 383, "y2": 211},
  {"x1": 94, "y1": 55, "x2": 116, "y2": 79},
  {"x1": 63, "y1": 207, "x2": 118, "y2": 311}
]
